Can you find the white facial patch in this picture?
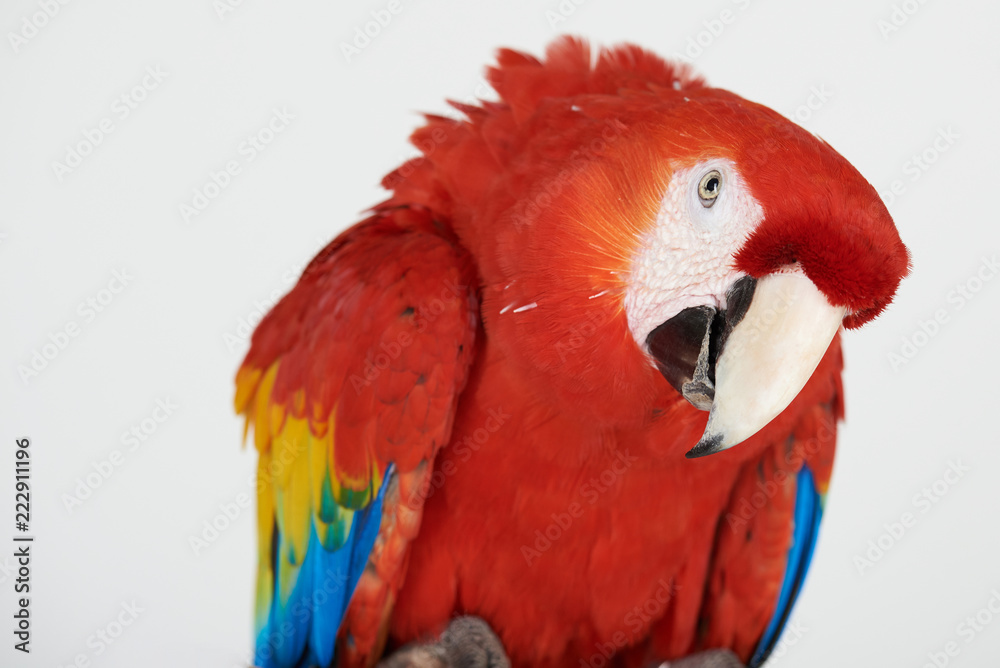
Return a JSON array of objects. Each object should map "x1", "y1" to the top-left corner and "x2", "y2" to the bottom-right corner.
[{"x1": 624, "y1": 159, "x2": 765, "y2": 353}]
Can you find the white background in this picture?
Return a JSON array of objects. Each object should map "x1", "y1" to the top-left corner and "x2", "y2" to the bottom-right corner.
[{"x1": 1, "y1": 0, "x2": 998, "y2": 666}]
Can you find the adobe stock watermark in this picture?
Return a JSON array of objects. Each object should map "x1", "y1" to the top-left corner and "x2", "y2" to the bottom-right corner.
[
  {"x1": 768, "y1": 620, "x2": 809, "y2": 661},
  {"x1": 580, "y1": 579, "x2": 680, "y2": 668},
  {"x1": 178, "y1": 107, "x2": 295, "y2": 224},
  {"x1": 61, "y1": 398, "x2": 179, "y2": 514},
  {"x1": 703, "y1": 81, "x2": 831, "y2": 184},
  {"x1": 784, "y1": 85, "x2": 833, "y2": 126},
  {"x1": 724, "y1": 418, "x2": 833, "y2": 532},
  {"x1": 225, "y1": 293, "x2": 283, "y2": 355},
  {"x1": 442, "y1": 77, "x2": 496, "y2": 122},
  {"x1": 214, "y1": 0, "x2": 250, "y2": 20},
  {"x1": 347, "y1": 278, "x2": 469, "y2": 394},
  {"x1": 916, "y1": 588, "x2": 1000, "y2": 668},
  {"x1": 339, "y1": 0, "x2": 410, "y2": 64},
  {"x1": 521, "y1": 449, "x2": 639, "y2": 566},
  {"x1": 250, "y1": 568, "x2": 349, "y2": 666},
  {"x1": 553, "y1": 302, "x2": 618, "y2": 363},
  {"x1": 7, "y1": 0, "x2": 74, "y2": 54},
  {"x1": 543, "y1": 0, "x2": 590, "y2": 29},
  {"x1": 382, "y1": 125, "x2": 449, "y2": 192},
  {"x1": 887, "y1": 255, "x2": 997, "y2": 371},
  {"x1": 853, "y1": 459, "x2": 969, "y2": 575},
  {"x1": 468, "y1": 81, "x2": 826, "y2": 239},
  {"x1": 407, "y1": 407, "x2": 511, "y2": 510},
  {"x1": 880, "y1": 126, "x2": 959, "y2": 208},
  {"x1": 671, "y1": 0, "x2": 754, "y2": 63},
  {"x1": 188, "y1": 490, "x2": 253, "y2": 556},
  {"x1": 189, "y1": 434, "x2": 308, "y2": 556},
  {"x1": 508, "y1": 119, "x2": 628, "y2": 231},
  {"x1": 57, "y1": 600, "x2": 144, "y2": 668},
  {"x1": 877, "y1": 0, "x2": 931, "y2": 40},
  {"x1": 51, "y1": 66, "x2": 169, "y2": 182},
  {"x1": 223, "y1": 236, "x2": 328, "y2": 354},
  {"x1": 17, "y1": 268, "x2": 134, "y2": 385}
]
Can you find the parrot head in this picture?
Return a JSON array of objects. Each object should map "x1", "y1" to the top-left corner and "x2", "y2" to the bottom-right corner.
[{"x1": 482, "y1": 44, "x2": 910, "y2": 455}]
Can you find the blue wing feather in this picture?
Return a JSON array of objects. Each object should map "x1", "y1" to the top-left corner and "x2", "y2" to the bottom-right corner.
[
  {"x1": 255, "y1": 467, "x2": 394, "y2": 668},
  {"x1": 748, "y1": 465, "x2": 823, "y2": 667}
]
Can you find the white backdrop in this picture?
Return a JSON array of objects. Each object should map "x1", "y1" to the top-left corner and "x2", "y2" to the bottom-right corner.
[{"x1": 1, "y1": 1, "x2": 998, "y2": 667}]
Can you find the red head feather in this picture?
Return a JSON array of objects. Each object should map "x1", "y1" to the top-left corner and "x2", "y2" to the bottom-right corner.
[{"x1": 377, "y1": 36, "x2": 909, "y2": 421}]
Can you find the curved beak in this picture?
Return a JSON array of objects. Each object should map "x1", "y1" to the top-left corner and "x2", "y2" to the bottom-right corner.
[{"x1": 647, "y1": 267, "x2": 844, "y2": 458}]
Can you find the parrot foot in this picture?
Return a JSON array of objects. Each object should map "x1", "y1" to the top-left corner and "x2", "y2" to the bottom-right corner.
[
  {"x1": 654, "y1": 649, "x2": 745, "y2": 668},
  {"x1": 378, "y1": 616, "x2": 510, "y2": 668}
]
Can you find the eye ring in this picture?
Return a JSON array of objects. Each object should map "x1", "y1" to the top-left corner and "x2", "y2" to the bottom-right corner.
[{"x1": 698, "y1": 170, "x2": 723, "y2": 207}]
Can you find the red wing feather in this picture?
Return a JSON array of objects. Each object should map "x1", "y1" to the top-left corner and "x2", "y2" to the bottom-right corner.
[{"x1": 235, "y1": 207, "x2": 478, "y2": 667}]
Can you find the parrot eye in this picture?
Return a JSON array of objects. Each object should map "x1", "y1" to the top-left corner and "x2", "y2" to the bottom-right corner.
[{"x1": 698, "y1": 170, "x2": 723, "y2": 207}]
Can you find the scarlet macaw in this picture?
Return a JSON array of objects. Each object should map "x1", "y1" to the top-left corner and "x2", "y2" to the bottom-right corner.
[{"x1": 234, "y1": 37, "x2": 909, "y2": 668}]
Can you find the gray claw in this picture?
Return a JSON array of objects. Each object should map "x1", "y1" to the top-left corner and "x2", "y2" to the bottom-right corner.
[
  {"x1": 378, "y1": 616, "x2": 510, "y2": 668},
  {"x1": 660, "y1": 649, "x2": 745, "y2": 668},
  {"x1": 439, "y1": 617, "x2": 510, "y2": 668}
]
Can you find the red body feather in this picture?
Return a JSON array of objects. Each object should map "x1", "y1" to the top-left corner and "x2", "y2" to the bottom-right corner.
[{"x1": 236, "y1": 37, "x2": 908, "y2": 668}]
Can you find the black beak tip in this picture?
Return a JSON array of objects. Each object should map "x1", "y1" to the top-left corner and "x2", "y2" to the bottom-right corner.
[{"x1": 685, "y1": 433, "x2": 725, "y2": 459}]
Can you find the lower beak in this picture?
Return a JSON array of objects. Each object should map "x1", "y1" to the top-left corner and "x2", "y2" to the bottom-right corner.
[{"x1": 647, "y1": 267, "x2": 845, "y2": 458}]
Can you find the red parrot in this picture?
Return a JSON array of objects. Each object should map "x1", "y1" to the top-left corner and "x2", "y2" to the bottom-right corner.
[{"x1": 234, "y1": 37, "x2": 909, "y2": 668}]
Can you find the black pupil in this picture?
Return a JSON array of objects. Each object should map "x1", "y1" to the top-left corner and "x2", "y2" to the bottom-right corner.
[{"x1": 706, "y1": 177, "x2": 719, "y2": 193}]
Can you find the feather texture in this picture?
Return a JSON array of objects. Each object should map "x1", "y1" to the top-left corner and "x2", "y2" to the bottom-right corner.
[
  {"x1": 234, "y1": 36, "x2": 907, "y2": 668},
  {"x1": 236, "y1": 208, "x2": 478, "y2": 666}
]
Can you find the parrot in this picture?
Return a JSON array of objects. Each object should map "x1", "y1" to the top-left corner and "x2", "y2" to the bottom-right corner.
[{"x1": 233, "y1": 37, "x2": 909, "y2": 668}]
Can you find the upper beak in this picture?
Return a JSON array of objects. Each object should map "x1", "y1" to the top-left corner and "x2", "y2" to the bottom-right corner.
[{"x1": 647, "y1": 266, "x2": 845, "y2": 458}]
